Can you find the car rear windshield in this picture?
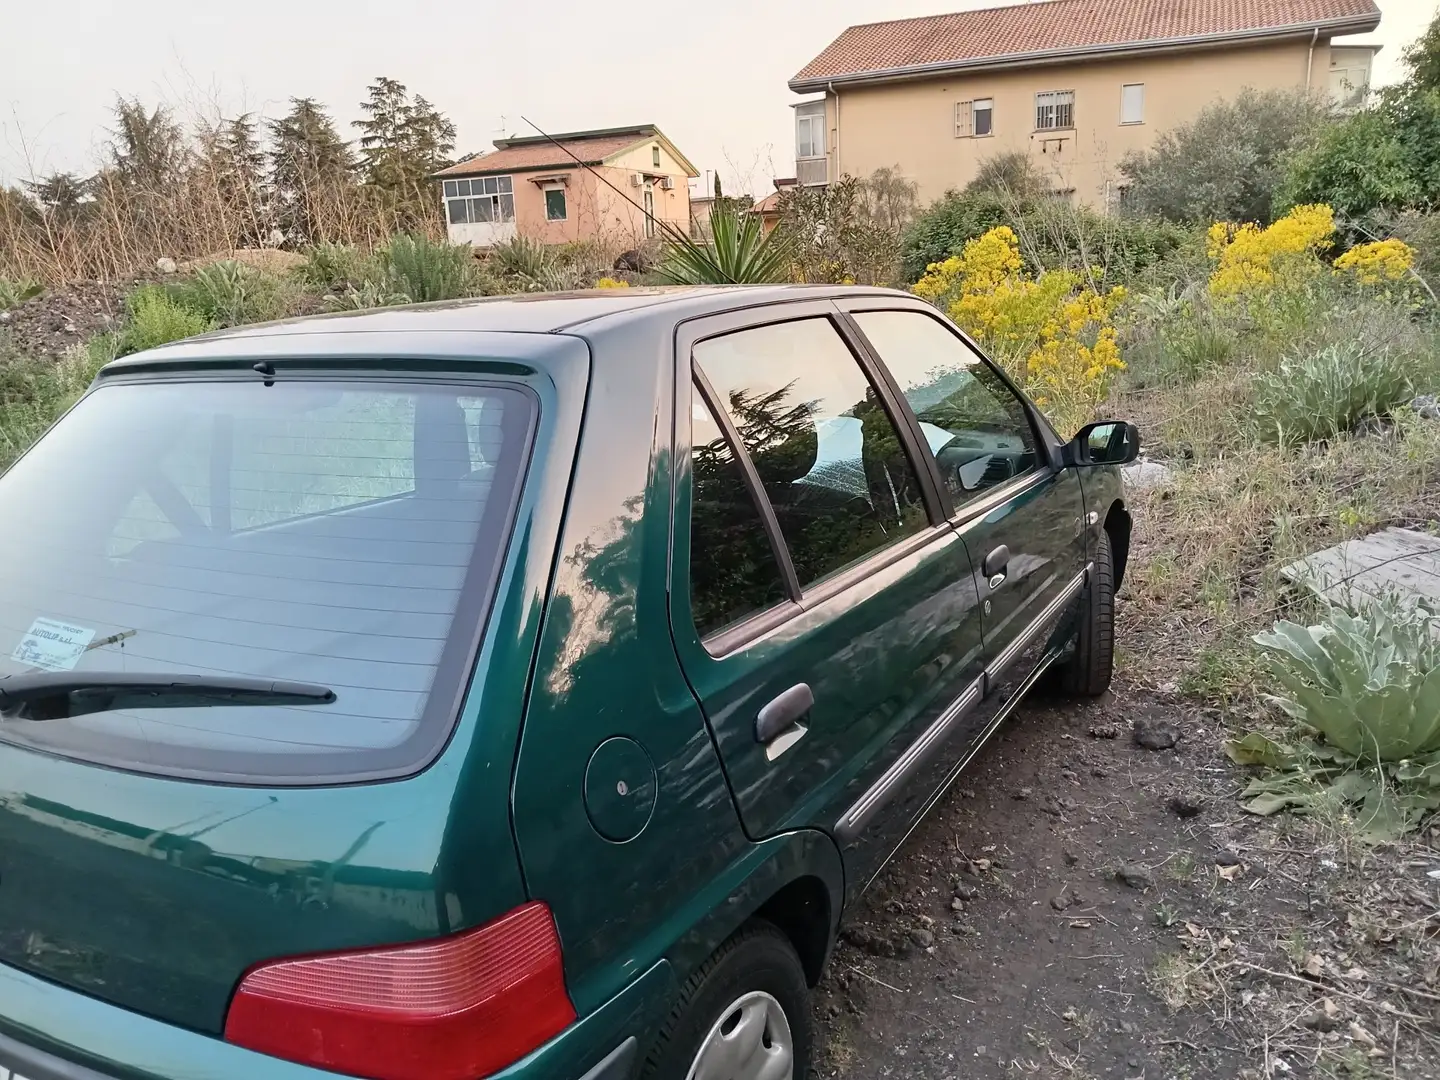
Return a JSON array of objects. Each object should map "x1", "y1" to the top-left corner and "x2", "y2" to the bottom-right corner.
[{"x1": 0, "y1": 375, "x2": 534, "y2": 783}]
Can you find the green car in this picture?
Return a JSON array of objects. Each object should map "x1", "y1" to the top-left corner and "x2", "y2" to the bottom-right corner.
[{"x1": 0, "y1": 286, "x2": 1136, "y2": 1080}]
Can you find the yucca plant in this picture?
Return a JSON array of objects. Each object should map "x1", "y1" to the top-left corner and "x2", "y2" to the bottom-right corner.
[
  {"x1": 657, "y1": 205, "x2": 793, "y2": 285},
  {"x1": 1252, "y1": 341, "x2": 1415, "y2": 444},
  {"x1": 379, "y1": 234, "x2": 478, "y2": 303},
  {"x1": 489, "y1": 236, "x2": 553, "y2": 284}
]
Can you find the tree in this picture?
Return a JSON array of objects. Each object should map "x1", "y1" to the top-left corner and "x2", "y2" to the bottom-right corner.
[
  {"x1": 861, "y1": 166, "x2": 920, "y2": 235},
  {"x1": 268, "y1": 98, "x2": 355, "y2": 242},
  {"x1": 353, "y1": 78, "x2": 456, "y2": 224},
  {"x1": 964, "y1": 152, "x2": 1049, "y2": 200},
  {"x1": 1120, "y1": 88, "x2": 1331, "y2": 225},
  {"x1": 108, "y1": 97, "x2": 188, "y2": 190},
  {"x1": 22, "y1": 173, "x2": 90, "y2": 220},
  {"x1": 1402, "y1": 9, "x2": 1440, "y2": 94},
  {"x1": 207, "y1": 114, "x2": 270, "y2": 244}
]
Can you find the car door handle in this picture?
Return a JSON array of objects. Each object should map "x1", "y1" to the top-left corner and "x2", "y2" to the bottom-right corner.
[
  {"x1": 982, "y1": 544, "x2": 1010, "y2": 589},
  {"x1": 756, "y1": 683, "x2": 813, "y2": 761}
]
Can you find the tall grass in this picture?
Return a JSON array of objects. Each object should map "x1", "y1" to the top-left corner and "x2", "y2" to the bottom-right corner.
[
  {"x1": 378, "y1": 233, "x2": 478, "y2": 302},
  {"x1": 0, "y1": 336, "x2": 117, "y2": 469},
  {"x1": 120, "y1": 286, "x2": 213, "y2": 354}
]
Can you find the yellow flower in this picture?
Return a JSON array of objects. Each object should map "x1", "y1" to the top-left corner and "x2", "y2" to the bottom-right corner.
[
  {"x1": 1207, "y1": 204, "x2": 1334, "y2": 303},
  {"x1": 1333, "y1": 238, "x2": 1415, "y2": 286},
  {"x1": 594, "y1": 277, "x2": 631, "y2": 289}
]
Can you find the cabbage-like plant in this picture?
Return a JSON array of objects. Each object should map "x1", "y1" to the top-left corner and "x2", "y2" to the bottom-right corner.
[{"x1": 1251, "y1": 342, "x2": 1415, "y2": 445}]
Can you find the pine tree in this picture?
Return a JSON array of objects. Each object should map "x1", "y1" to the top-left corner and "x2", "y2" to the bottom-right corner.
[
  {"x1": 209, "y1": 114, "x2": 270, "y2": 243},
  {"x1": 353, "y1": 78, "x2": 456, "y2": 226},
  {"x1": 268, "y1": 98, "x2": 355, "y2": 243},
  {"x1": 108, "y1": 97, "x2": 188, "y2": 190},
  {"x1": 22, "y1": 173, "x2": 90, "y2": 220}
]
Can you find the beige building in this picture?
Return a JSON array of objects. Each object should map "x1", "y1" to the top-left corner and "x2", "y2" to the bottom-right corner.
[
  {"x1": 435, "y1": 125, "x2": 697, "y2": 248},
  {"x1": 788, "y1": 0, "x2": 1382, "y2": 208}
]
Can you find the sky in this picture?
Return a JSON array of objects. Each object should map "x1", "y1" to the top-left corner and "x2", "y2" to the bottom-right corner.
[{"x1": 0, "y1": 0, "x2": 1435, "y2": 196}]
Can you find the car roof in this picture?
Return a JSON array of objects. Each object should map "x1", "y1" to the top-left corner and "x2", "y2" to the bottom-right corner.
[{"x1": 107, "y1": 285, "x2": 915, "y2": 366}]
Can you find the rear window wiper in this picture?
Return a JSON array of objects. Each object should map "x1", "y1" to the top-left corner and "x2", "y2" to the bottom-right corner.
[{"x1": 0, "y1": 672, "x2": 336, "y2": 721}]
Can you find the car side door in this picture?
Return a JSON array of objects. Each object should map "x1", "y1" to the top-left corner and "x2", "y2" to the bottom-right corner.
[
  {"x1": 843, "y1": 303, "x2": 1090, "y2": 754},
  {"x1": 668, "y1": 302, "x2": 986, "y2": 893}
]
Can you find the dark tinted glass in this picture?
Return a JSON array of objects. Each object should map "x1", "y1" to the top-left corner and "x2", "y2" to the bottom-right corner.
[
  {"x1": 0, "y1": 379, "x2": 531, "y2": 782},
  {"x1": 854, "y1": 311, "x2": 1040, "y2": 502},
  {"x1": 695, "y1": 319, "x2": 928, "y2": 591},
  {"x1": 689, "y1": 390, "x2": 788, "y2": 637}
]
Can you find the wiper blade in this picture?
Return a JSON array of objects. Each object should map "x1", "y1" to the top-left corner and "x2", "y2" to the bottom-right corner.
[{"x1": 0, "y1": 672, "x2": 336, "y2": 721}]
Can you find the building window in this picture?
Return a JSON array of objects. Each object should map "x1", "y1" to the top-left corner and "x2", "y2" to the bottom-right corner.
[
  {"x1": 643, "y1": 184, "x2": 656, "y2": 238},
  {"x1": 955, "y1": 98, "x2": 994, "y2": 138},
  {"x1": 1120, "y1": 83, "x2": 1144, "y2": 125},
  {"x1": 652, "y1": 145, "x2": 662, "y2": 168},
  {"x1": 544, "y1": 187, "x2": 567, "y2": 221},
  {"x1": 1035, "y1": 90, "x2": 1075, "y2": 131},
  {"x1": 796, "y1": 107, "x2": 825, "y2": 159},
  {"x1": 442, "y1": 176, "x2": 514, "y2": 226}
]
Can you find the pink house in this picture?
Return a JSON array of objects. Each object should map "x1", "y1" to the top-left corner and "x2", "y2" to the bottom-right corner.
[{"x1": 435, "y1": 125, "x2": 698, "y2": 248}]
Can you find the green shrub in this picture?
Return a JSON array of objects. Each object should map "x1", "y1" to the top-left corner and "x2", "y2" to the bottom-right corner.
[
  {"x1": 297, "y1": 242, "x2": 375, "y2": 291},
  {"x1": 120, "y1": 285, "x2": 213, "y2": 354},
  {"x1": 1252, "y1": 341, "x2": 1415, "y2": 444},
  {"x1": 658, "y1": 204, "x2": 793, "y2": 285},
  {"x1": 490, "y1": 236, "x2": 553, "y2": 283},
  {"x1": 171, "y1": 260, "x2": 295, "y2": 327},
  {"x1": 324, "y1": 280, "x2": 412, "y2": 311},
  {"x1": 901, "y1": 190, "x2": 1011, "y2": 282},
  {"x1": 0, "y1": 278, "x2": 43, "y2": 310},
  {"x1": 0, "y1": 336, "x2": 117, "y2": 469},
  {"x1": 379, "y1": 233, "x2": 478, "y2": 302}
]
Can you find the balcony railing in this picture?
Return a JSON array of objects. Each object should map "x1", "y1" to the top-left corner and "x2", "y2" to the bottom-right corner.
[{"x1": 796, "y1": 157, "x2": 829, "y2": 187}]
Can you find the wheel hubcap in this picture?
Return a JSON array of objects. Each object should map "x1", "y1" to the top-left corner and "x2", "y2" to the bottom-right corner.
[{"x1": 685, "y1": 990, "x2": 793, "y2": 1080}]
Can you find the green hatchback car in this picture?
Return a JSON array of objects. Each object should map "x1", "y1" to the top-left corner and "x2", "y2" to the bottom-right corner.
[{"x1": 0, "y1": 286, "x2": 1136, "y2": 1080}]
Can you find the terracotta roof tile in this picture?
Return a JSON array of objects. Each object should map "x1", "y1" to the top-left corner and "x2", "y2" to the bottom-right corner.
[
  {"x1": 435, "y1": 133, "x2": 648, "y2": 177},
  {"x1": 791, "y1": 0, "x2": 1380, "y2": 86}
]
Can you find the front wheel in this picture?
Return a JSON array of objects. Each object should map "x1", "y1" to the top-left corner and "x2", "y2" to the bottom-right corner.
[
  {"x1": 640, "y1": 921, "x2": 812, "y2": 1080},
  {"x1": 1056, "y1": 529, "x2": 1115, "y2": 697}
]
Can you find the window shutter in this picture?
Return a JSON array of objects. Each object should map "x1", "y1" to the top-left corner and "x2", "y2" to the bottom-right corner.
[{"x1": 955, "y1": 100, "x2": 973, "y2": 138}]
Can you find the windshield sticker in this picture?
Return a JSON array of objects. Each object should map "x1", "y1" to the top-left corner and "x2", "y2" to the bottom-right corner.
[{"x1": 12, "y1": 618, "x2": 98, "y2": 672}]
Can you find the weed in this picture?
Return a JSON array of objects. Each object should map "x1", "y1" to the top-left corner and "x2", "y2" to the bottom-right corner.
[
  {"x1": 171, "y1": 260, "x2": 295, "y2": 327},
  {"x1": 379, "y1": 233, "x2": 477, "y2": 303},
  {"x1": 1165, "y1": 853, "x2": 1196, "y2": 882},
  {"x1": 297, "y1": 242, "x2": 374, "y2": 291},
  {"x1": 1153, "y1": 902, "x2": 1180, "y2": 927},
  {"x1": 0, "y1": 336, "x2": 115, "y2": 469},
  {"x1": 0, "y1": 278, "x2": 43, "y2": 310},
  {"x1": 1253, "y1": 341, "x2": 1416, "y2": 445},
  {"x1": 120, "y1": 286, "x2": 212, "y2": 355}
]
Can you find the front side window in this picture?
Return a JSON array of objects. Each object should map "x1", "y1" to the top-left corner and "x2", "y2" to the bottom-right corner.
[
  {"x1": 796, "y1": 109, "x2": 825, "y2": 159},
  {"x1": 956, "y1": 99, "x2": 993, "y2": 138},
  {"x1": 643, "y1": 186, "x2": 656, "y2": 238},
  {"x1": 544, "y1": 187, "x2": 567, "y2": 221},
  {"x1": 1035, "y1": 90, "x2": 1075, "y2": 131},
  {"x1": 0, "y1": 378, "x2": 532, "y2": 782},
  {"x1": 852, "y1": 310, "x2": 1041, "y2": 503},
  {"x1": 1121, "y1": 83, "x2": 1145, "y2": 125},
  {"x1": 442, "y1": 175, "x2": 515, "y2": 226},
  {"x1": 688, "y1": 390, "x2": 789, "y2": 637},
  {"x1": 694, "y1": 318, "x2": 928, "y2": 591}
]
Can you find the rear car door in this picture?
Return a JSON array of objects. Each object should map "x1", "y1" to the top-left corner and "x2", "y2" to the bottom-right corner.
[
  {"x1": 669, "y1": 303, "x2": 985, "y2": 888},
  {"x1": 844, "y1": 304, "x2": 1090, "y2": 747}
]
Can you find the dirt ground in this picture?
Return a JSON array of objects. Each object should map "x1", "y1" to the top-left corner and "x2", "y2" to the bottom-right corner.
[{"x1": 808, "y1": 600, "x2": 1440, "y2": 1079}]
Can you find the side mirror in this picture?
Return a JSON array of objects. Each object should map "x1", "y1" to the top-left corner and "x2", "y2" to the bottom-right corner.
[{"x1": 1067, "y1": 420, "x2": 1141, "y2": 467}]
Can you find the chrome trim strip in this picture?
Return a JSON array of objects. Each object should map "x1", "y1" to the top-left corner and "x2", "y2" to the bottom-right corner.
[
  {"x1": 833, "y1": 677, "x2": 982, "y2": 844},
  {"x1": 985, "y1": 562, "x2": 1090, "y2": 688}
]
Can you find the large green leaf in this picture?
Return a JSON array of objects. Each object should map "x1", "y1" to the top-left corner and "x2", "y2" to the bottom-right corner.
[{"x1": 1224, "y1": 732, "x2": 1296, "y2": 767}]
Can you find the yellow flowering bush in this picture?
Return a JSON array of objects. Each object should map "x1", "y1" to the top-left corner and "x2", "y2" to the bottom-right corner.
[
  {"x1": 912, "y1": 226, "x2": 1125, "y2": 434},
  {"x1": 1206, "y1": 204, "x2": 1335, "y2": 301},
  {"x1": 594, "y1": 277, "x2": 631, "y2": 289},
  {"x1": 1333, "y1": 238, "x2": 1416, "y2": 286}
]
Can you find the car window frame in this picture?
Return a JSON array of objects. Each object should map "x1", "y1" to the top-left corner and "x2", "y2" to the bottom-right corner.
[
  {"x1": 836, "y1": 299, "x2": 1064, "y2": 527},
  {"x1": 671, "y1": 300, "x2": 954, "y2": 659}
]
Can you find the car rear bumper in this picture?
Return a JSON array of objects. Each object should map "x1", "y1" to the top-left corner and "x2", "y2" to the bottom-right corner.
[{"x1": 0, "y1": 958, "x2": 672, "y2": 1080}]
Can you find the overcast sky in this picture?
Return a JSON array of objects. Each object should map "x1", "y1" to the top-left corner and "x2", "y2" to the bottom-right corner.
[{"x1": 0, "y1": 0, "x2": 1434, "y2": 195}]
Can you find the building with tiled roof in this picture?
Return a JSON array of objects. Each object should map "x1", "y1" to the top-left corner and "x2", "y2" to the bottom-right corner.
[{"x1": 786, "y1": 0, "x2": 1381, "y2": 206}]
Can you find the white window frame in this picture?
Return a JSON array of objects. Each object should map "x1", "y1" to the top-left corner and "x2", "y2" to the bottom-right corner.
[
  {"x1": 1120, "y1": 83, "x2": 1144, "y2": 125},
  {"x1": 1035, "y1": 90, "x2": 1075, "y2": 131},
  {"x1": 955, "y1": 98, "x2": 994, "y2": 138},
  {"x1": 796, "y1": 104, "x2": 826, "y2": 160},
  {"x1": 543, "y1": 183, "x2": 567, "y2": 222},
  {"x1": 643, "y1": 183, "x2": 656, "y2": 238},
  {"x1": 442, "y1": 175, "x2": 515, "y2": 226}
]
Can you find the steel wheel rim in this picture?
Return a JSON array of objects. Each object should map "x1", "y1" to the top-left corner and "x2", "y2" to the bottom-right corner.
[{"x1": 684, "y1": 989, "x2": 794, "y2": 1080}]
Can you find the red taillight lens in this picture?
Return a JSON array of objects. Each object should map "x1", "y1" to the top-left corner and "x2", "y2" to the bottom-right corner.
[{"x1": 224, "y1": 902, "x2": 575, "y2": 1080}]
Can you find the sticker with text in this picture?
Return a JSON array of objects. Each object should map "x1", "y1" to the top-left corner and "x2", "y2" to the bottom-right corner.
[{"x1": 12, "y1": 618, "x2": 97, "y2": 672}]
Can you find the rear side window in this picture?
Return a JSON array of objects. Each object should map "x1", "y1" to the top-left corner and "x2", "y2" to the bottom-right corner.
[
  {"x1": 852, "y1": 310, "x2": 1040, "y2": 502},
  {"x1": 0, "y1": 378, "x2": 533, "y2": 783},
  {"x1": 694, "y1": 318, "x2": 928, "y2": 591},
  {"x1": 688, "y1": 389, "x2": 789, "y2": 637}
]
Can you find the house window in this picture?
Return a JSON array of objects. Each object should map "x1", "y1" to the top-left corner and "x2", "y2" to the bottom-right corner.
[
  {"x1": 442, "y1": 176, "x2": 514, "y2": 226},
  {"x1": 955, "y1": 98, "x2": 994, "y2": 138},
  {"x1": 1120, "y1": 83, "x2": 1144, "y2": 125},
  {"x1": 796, "y1": 107, "x2": 825, "y2": 159},
  {"x1": 643, "y1": 184, "x2": 656, "y2": 238},
  {"x1": 544, "y1": 187, "x2": 567, "y2": 221},
  {"x1": 1035, "y1": 90, "x2": 1075, "y2": 131},
  {"x1": 652, "y1": 145, "x2": 662, "y2": 168}
]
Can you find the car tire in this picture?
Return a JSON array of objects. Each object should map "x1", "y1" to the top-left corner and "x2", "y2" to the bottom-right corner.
[
  {"x1": 1056, "y1": 529, "x2": 1115, "y2": 698},
  {"x1": 639, "y1": 920, "x2": 813, "y2": 1080}
]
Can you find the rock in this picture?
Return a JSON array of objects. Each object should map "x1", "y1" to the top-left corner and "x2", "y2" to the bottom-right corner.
[
  {"x1": 954, "y1": 884, "x2": 977, "y2": 901},
  {"x1": 951, "y1": 896, "x2": 965, "y2": 912},
  {"x1": 1063, "y1": 850, "x2": 1080, "y2": 866},
  {"x1": 1118, "y1": 1020, "x2": 1136, "y2": 1035},
  {"x1": 909, "y1": 928, "x2": 935, "y2": 949},
  {"x1": 958, "y1": 787, "x2": 976, "y2": 799},
  {"x1": 613, "y1": 248, "x2": 652, "y2": 273},
  {"x1": 1088, "y1": 723, "x2": 1121, "y2": 739},
  {"x1": 841, "y1": 927, "x2": 897, "y2": 958},
  {"x1": 1167, "y1": 793, "x2": 1206, "y2": 818},
  {"x1": 1013, "y1": 787, "x2": 1033, "y2": 800},
  {"x1": 1133, "y1": 717, "x2": 1179, "y2": 750},
  {"x1": 0, "y1": 310, "x2": 10, "y2": 323},
  {"x1": 1412, "y1": 394, "x2": 1440, "y2": 421},
  {"x1": 1214, "y1": 850, "x2": 1242, "y2": 868},
  {"x1": 155, "y1": 256, "x2": 178, "y2": 275},
  {"x1": 1122, "y1": 459, "x2": 1172, "y2": 490},
  {"x1": 1116, "y1": 863, "x2": 1154, "y2": 890},
  {"x1": 1050, "y1": 892, "x2": 1071, "y2": 912}
]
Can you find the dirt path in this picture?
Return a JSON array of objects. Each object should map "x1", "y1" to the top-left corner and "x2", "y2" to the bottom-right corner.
[{"x1": 808, "y1": 673, "x2": 1440, "y2": 1079}]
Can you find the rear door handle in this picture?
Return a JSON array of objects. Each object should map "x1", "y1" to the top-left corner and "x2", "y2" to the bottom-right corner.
[
  {"x1": 756, "y1": 683, "x2": 813, "y2": 761},
  {"x1": 983, "y1": 544, "x2": 1010, "y2": 589}
]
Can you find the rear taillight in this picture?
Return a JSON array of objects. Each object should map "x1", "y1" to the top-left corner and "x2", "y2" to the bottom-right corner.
[{"x1": 224, "y1": 902, "x2": 575, "y2": 1080}]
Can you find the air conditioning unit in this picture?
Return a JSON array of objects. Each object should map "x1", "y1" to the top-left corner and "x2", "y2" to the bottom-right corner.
[
  {"x1": 630, "y1": 173, "x2": 643, "y2": 187},
  {"x1": 660, "y1": 177, "x2": 674, "y2": 190}
]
